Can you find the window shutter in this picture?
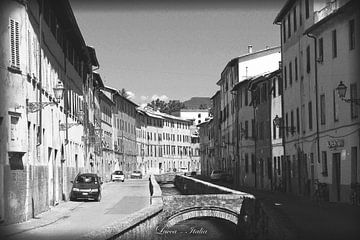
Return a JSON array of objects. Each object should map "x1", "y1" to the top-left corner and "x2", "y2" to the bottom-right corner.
[{"x1": 10, "y1": 19, "x2": 20, "y2": 68}]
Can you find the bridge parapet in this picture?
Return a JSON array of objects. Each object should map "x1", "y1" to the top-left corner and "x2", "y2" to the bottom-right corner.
[{"x1": 159, "y1": 175, "x2": 254, "y2": 227}]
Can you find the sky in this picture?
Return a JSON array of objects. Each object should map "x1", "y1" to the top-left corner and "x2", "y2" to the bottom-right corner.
[{"x1": 70, "y1": 0, "x2": 286, "y2": 106}]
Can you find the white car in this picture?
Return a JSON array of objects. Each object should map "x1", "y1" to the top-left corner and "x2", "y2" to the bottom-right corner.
[
  {"x1": 111, "y1": 170, "x2": 125, "y2": 182},
  {"x1": 210, "y1": 170, "x2": 225, "y2": 181}
]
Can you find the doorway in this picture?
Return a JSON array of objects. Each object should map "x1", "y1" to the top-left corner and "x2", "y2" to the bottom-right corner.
[{"x1": 332, "y1": 153, "x2": 341, "y2": 202}]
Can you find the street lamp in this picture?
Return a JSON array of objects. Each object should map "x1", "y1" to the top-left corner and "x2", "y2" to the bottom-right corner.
[
  {"x1": 336, "y1": 81, "x2": 360, "y2": 105},
  {"x1": 273, "y1": 115, "x2": 296, "y2": 134},
  {"x1": 27, "y1": 81, "x2": 65, "y2": 113}
]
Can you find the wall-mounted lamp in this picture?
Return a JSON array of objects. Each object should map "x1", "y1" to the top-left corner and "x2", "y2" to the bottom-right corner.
[
  {"x1": 336, "y1": 81, "x2": 360, "y2": 105},
  {"x1": 27, "y1": 81, "x2": 65, "y2": 113}
]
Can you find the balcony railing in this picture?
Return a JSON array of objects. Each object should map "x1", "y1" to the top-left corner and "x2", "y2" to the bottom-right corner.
[{"x1": 314, "y1": 0, "x2": 339, "y2": 23}]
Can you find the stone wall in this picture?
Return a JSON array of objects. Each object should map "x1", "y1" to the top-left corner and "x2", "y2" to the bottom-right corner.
[
  {"x1": 154, "y1": 173, "x2": 178, "y2": 184},
  {"x1": 174, "y1": 174, "x2": 253, "y2": 196}
]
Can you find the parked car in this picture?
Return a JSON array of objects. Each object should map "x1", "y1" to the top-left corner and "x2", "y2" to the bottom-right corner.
[
  {"x1": 70, "y1": 173, "x2": 102, "y2": 202},
  {"x1": 210, "y1": 170, "x2": 225, "y2": 181},
  {"x1": 130, "y1": 170, "x2": 143, "y2": 179},
  {"x1": 179, "y1": 167, "x2": 188, "y2": 173},
  {"x1": 111, "y1": 170, "x2": 125, "y2": 182}
]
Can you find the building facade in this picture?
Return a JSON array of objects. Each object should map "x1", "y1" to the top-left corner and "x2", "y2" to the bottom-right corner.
[
  {"x1": 275, "y1": 0, "x2": 359, "y2": 202},
  {"x1": 0, "y1": 0, "x2": 92, "y2": 223}
]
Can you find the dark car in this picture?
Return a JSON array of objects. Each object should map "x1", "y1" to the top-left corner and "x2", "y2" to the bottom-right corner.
[{"x1": 70, "y1": 173, "x2": 102, "y2": 202}]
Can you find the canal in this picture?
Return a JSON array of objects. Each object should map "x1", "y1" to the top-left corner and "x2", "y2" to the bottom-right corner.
[{"x1": 158, "y1": 183, "x2": 238, "y2": 240}]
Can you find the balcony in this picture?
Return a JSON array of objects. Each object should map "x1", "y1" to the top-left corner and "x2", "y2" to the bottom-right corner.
[{"x1": 314, "y1": 0, "x2": 339, "y2": 23}]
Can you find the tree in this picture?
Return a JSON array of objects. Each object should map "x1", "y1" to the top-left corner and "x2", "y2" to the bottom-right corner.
[
  {"x1": 146, "y1": 99, "x2": 185, "y2": 115},
  {"x1": 120, "y1": 88, "x2": 129, "y2": 98}
]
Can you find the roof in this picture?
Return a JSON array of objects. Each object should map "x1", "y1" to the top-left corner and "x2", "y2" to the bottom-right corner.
[
  {"x1": 99, "y1": 90, "x2": 114, "y2": 105},
  {"x1": 217, "y1": 46, "x2": 280, "y2": 85},
  {"x1": 93, "y1": 72, "x2": 104, "y2": 88},
  {"x1": 274, "y1": 0, "x2": 296, "y2": 24},
  {"x1": 52, "y1": 1, "x2": 89, "y2": 60},
  {"x1": 87, "y1": 46, "x2": 99, "y2": 67},
  {"x1": 180, "y1": 109, "x2": 209, "y2": 112},
  {"x1": 102, "y1": 86, "x2": 139, "y2": 107},
  {"x1": 137, "y1": 107, "x2": 192, "y2": 123},
  {"x1": 210, "y1": 91, "x2": 220, "y2": 100}
]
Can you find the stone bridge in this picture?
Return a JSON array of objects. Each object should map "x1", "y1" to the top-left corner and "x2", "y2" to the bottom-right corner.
[{"x1": 156, "y1": 174, "x2": 254, "y2": 228}]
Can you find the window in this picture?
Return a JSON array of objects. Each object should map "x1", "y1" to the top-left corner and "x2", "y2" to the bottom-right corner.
[
  {"x1": 284, "y1": 66, "x2": 287, "y2": 89},
  {"x1": 291, "y1": 110, "x2": 294, "y2": 135},
  {"x1": 251, "y1": 119, "x2": 255, "y2": 138},
  {"x1": 302, "y1": 104, "x2": 305, "y2": 133},
  {"x1": 333, "y1": 90, "x2": 339, "y2": 122},
  {"x1": 272, "y1": 78, "x2": 277, "y2": 98},
  {"x1": 308, "y1": 101, "x2": 313, "y2": 130},
  {"x1": 288, "y1": 14, "x2": 291, "y2": 38},
  {"x1": 305, "y1": 0, "x2": 309, "y2": 19},
  {"x1": 251, "y1": 154, "x2": 256, "y2": 173},
  {"x1": 289, "y1": 62, "x2": 293, "y2": 86},
  {"x1": 245, "y1": 153, "x2": 249, "y2": 173},
  {"x1": 10, "y1": 19, "x2": 20, "y2": 69},
  {"x1": 245, "y1": 120, "x2": 249, "y2": 139},
  {"x1": 293, "y1": 7, "x2": 297, "y2": 32},
  {"x1": 349, "y1": 19, "x2": 355, "y2": 50},
  {"x1": 350, "y1": 83, "x2": 358, "y2": 119},
  {"x1": 321, "y1": 151, "x2": 328, "y2": 176},
  {"x1": 296, "y1": 107, "x2": 300, "y2": 133},
  {"x1": 299, "y1": 0, "x2": 303, "y2": 26},
  {"x1": 295, "y1": 57, "x2": 298, "y2": 81},
  {"x1": 283, "y1": 20, "x2": 286, "y2": 43},
  {"x1": 273, "y1": 121, "x2": 277, "y2": 139},
  {"x1": 286, "y1": 112, "x2": 289, "y2": 137},
  {"x1": 320, "y1": 94, "x2": 326, "y2": 125},
  {"x1": 306, "y1": 45, "x2": 311, "y2": 73},
  {"x1": 332, "y1": 30, "x2": 337, "y2": 58},
  {"x1": 318, "y1": 37, "x2": 324, "y2": 62},
  {"x1": 278, "y1": 76, "x2": 283, "y2": 96},
  {"x1": 244, "y1": 88, "x2": 248, "y2": 106}
]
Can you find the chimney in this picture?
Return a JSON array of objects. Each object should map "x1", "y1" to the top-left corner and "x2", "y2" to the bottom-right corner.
[{"x1": 248, "y1": 45, "x2": 253, "y2": 54}]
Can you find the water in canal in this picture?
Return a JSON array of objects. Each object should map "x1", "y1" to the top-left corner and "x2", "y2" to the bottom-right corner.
[{"x1": 158, "y1": 183, "x2": 238, "y2": 240}]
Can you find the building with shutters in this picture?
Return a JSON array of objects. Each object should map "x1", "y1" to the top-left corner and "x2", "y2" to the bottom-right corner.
[
  {"x1": 274, "y1": 0, "x2": 360, "y2": 202},
  {"x1": 0, "y1": 0, "x2": 97, "y2": 223}
]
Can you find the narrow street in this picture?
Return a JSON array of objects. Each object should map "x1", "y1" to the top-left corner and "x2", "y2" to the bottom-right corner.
[{"x1": 1, "y1": 179, "x2": 150, "y2": 240}]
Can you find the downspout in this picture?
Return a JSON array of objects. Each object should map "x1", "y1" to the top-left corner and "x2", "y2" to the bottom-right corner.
[
  {"x1": 37, "y1": 0, "x2": 43, "y2": 146},
  {"x1": 275, "y1": 21, "x2": 286, "y2": 192},
  {"x1": 306, "y1": 33, "x2": 321, "y2": 183}
]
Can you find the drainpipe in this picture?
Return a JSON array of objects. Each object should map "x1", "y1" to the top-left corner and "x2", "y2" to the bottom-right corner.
[
  {"x1": 306, "y1": 33, "x2": 320, "y2": 184},
  {"x1": 37, "y1": 0, "x2": 43, "y2": 146}
]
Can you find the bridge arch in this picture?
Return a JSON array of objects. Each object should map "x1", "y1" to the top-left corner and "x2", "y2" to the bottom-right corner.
[{"x1": 164, "y1": 206, "x2": 239, "y2": 228}]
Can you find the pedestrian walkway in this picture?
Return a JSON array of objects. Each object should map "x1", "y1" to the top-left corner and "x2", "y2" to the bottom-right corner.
[
  {"x1": 199, "y1": 176, "x2": 360, "y2": 240},
  {"x1": 0, "y1": 200, "x2": 83, "y2": 239},
  {"x1": 0, "y1": 179, "x2": 152, "y2": 240}
]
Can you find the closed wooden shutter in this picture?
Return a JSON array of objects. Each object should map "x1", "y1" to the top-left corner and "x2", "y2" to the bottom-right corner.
[{"x1": 10, "y1": 19, "x2": 20, "y2": 68}]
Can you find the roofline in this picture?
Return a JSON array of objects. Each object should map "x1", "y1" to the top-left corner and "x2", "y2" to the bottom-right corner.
[
  {"x1": 103, "y1": 86, "x2": 139, "y2": 107},
  {"x1": 210, "y1": 90, "x2": 220, "y2": 99},
  {"x1": 216, "y1": 46, "x2": 281, "y2": 86},
  {"x1": 274, "y1": 0, "x2": 296, "y2": 24},
  {"x1": 99, "y1": 91, "x2": 114, "y2": 105}
]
